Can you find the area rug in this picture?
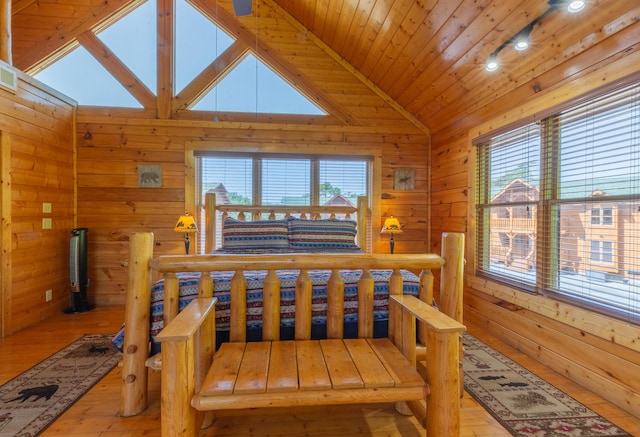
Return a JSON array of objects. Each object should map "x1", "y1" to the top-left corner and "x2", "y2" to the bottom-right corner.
[
  {"x1": 463, "y1": 333, "x2": 632, "y2": 436},
  {"x1": 0, "y1": 334, "x2": 121, "y2": 436}
]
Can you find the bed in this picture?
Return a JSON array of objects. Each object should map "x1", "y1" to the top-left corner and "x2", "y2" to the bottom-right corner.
[
  {"x1": 118, "y1": 194, "x2": 465, "y2": 424},
  {"x1": 114, "y1": 195, "x2": 422, "y2": 349}
]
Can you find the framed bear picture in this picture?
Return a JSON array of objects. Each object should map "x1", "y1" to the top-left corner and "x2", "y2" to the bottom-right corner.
[
  {"x1": 394, "y1": 168, "x2": 415, "y2": 191},
  {"x1": 138, "y1": 165, "x2": 162, "y2": 188}
]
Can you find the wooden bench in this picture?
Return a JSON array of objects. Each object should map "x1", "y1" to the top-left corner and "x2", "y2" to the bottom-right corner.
[{"x1": 150, "y1": 234, "x2": 466, "y2": 437}]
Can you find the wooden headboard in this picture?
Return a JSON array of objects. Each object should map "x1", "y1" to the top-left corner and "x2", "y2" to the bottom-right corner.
[{"x1": 203, "y1": 193, "x2": 369, "y2": 253}]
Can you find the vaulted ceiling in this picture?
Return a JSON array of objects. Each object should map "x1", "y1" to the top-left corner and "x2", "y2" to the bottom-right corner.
[{"x1": 10, "y1": 0, "x2": 640, "y2": 138}]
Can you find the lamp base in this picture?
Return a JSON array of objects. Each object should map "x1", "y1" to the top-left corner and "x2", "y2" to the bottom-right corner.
[
  {"x1": 389, "y1": 234, "x2": 395, "y2": 254},
  {"x1": 184, "y1": 234, "x2": 191, "y2": 254}
]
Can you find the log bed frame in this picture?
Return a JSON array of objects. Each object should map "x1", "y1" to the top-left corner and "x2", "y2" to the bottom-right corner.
[{"x1": 120, "y1": 196, "x2": 466, "y2": 436}]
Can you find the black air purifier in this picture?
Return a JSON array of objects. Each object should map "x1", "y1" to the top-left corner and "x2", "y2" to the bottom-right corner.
[{"x1": 65, "y1": 228, "x2": 94, "y2": 313}]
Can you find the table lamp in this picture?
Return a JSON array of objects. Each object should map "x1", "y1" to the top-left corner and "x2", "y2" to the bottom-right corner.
[
  {"x1": 174, "y1": 213, "x2": 198, "y2": 254},
  {"x1": 381, "y1": 216, "x2": 402, "y2": 254}
]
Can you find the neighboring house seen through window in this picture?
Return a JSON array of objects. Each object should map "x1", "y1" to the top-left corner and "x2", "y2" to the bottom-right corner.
[{"x1": 475, "y1": 80, "x2": 640, "y2": 322}]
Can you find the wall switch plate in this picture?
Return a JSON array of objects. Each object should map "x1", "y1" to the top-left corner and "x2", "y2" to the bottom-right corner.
[
  {"x1": 42, "y1": 202, "x2": 52, "y2": 213},
  {"x1": 45, "y1": 289, "x2": 53, "y2": 302},
  {"x1": 42, "y1": 218, "x2": 52, "y2": 229}
]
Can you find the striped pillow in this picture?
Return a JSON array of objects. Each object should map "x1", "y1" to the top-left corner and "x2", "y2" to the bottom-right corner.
[
  {"x1": 288, "y1": 218, "x2": 359, "y2": 251},
  {"x1": 222, "y1": 218, "x2": 289, "y2": 250}
]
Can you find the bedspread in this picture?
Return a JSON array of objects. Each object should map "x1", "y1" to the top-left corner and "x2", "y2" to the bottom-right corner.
[{"x1": 113, "y1": 269, "x2": 420, "y2": 350}]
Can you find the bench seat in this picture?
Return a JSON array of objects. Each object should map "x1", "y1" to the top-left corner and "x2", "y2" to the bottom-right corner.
[{"x1": 192, "y1": 338, "x2": 427, "y2": 411}]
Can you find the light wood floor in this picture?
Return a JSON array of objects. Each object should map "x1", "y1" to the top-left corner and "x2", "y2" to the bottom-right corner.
[{"x1": 1, "y1": 305, "x2": 639, "y2": 436}]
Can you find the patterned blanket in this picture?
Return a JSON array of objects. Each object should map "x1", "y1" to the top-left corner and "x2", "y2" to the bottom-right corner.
[{"x1": 112, "y1": 269, "x2": 420, "y2": 350}]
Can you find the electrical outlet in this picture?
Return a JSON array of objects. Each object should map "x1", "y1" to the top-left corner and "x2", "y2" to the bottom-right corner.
[
  {"x1": 45, "y1": 289, "x2": 53, "y2": 302},
  {"x1": 42, "y1": 218, "x2": 52, "y2": 230}
]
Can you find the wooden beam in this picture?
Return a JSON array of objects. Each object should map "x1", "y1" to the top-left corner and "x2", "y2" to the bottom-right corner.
[
  {"x1": 17, "y1": 0, "x2": 142, "y2": 73},
  {"x1": 173, "y1": 40, "x2": 249, "y2": 111},
  {"x1": 192, "y1": 0, "x2": 358, "y2": 126},
  {"x1": 11, "y1": 0, "x2": 36, "y2": 15},
  {"x1": 261, "y1": 0, "x2": 430, "y2": 134},
  {"x1": 1, "y1": 132, "x2": 11, "y2": 337},
  {"x1": 76, "y1": 30, "x2": 156, "y2": 110},
  {"x1": 0, "y1": 0, "x2": 10, "y2": 64},
  {"x1": 156, "y1": 0, "x2": 174, "y2": 119}
]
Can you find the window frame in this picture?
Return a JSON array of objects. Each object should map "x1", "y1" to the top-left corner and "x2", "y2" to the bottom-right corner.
[
  {"x1": 473, "y1": 78, "x2": 640, "y2": 322},
  {"x1": 184, "y1": 141, "x2": 383, "y2": 253}
]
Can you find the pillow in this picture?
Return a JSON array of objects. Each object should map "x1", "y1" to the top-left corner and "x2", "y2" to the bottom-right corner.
[
  {"x1": 222, "y1": 218, "x2": 289, "y2": 250},
  {"x1": 288, "y1": 218, "x2": 359, "y2": 251}
]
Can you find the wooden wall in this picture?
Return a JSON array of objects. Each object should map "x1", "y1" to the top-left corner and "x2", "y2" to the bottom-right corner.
[
  {"x1": 69, "y1": 0, "x2": 433, "y2": 308},
  {"x1": 0, "y1": 70, "x2": 76, "y2": 336},
  {"x1": 429, "y1": 39, "x2": 640, "y2": 416},
  {"x1": 75, "y1": 111, "x2": 429, "y2": 307}
]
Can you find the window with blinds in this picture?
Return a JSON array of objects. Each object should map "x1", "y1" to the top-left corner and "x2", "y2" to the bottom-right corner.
[
  {"x1": 195, "y1": 153, "x2": 370, "y2": 252},
  {"x1": 475, "y1": 81, "x2": 640, "y2": 321}
]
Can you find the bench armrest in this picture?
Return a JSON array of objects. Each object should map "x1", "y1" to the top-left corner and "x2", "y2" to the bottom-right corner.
[
  {"x1": 155, "y1": 297, "x2": 217, "y2": 436},
  {"x1": 390, "y1": 295, "x2": 465, "y2": 333},
  {"x1": 156, "y1": 297, "x2": 217, "y2": 342},
  {"x1": 390, "y1": 294, "x2": 464, "y2": 435}
]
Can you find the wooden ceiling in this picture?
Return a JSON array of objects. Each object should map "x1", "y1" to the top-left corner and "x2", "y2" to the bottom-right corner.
[{"x1": 10, "y1": 0, "x2": 640, "y2": 138}]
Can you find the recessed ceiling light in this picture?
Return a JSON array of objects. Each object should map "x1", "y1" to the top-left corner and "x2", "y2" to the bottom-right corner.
[
  {"x1": 514, "y1": 33, "x2": 530, "y2": 51},
  {"x1": 486, "y1": 54, "x2": 499, "y2": 72},
  {"x1": 567, "y1": 0, "x2": 586, "y2": 13}
]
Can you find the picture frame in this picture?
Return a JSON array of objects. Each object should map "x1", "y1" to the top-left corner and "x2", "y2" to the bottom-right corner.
[
  {"x1": 394, "y1": 168, "x2": 415, "y2": 191},
  {"x1": 138, "y1": 165, "x2": 162, "y2": 188}
]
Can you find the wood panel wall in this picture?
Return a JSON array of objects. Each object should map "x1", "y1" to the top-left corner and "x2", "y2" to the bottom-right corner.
[
  {"x1": 429, "y1": 43, "x2": 640, "y2": 416},
  {"x1": 0, "y1": 71, "x2": 76, "y2": 336},
  {"x1": 75, "y1": 111, "x2": 429, "y2": 307}
]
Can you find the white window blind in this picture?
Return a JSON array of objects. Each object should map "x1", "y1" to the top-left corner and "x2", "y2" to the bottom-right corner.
[
  {"x1": 476, "y1": 80, "x2": 640, "y2": 321},
  {"x1": 262, "y1": 158, "x2": 310, "y2": 205},
  {"x1": 195, "y1": 153, "x2": 370, "y2": 252},
  {"x1": 319, "y1": 160, "x2": 367, "y2": 206},
  {"x1": 476, "y1": 123, "x2": 541, "y2": 288}
]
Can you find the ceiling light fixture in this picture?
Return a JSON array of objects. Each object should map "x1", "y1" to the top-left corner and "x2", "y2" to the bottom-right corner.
[
  {"x1": 484, "y1": 0, "x2": 587, "y2": 72},
  {"x1": 485, "y1": 53, "x2": 499, "y2": 72},
  {"x1": 513, "y1": 32, "x2": 530, "y2": 51},
  {"x1": 566, "y1": 0, "x2": 586, "y2": 13}
]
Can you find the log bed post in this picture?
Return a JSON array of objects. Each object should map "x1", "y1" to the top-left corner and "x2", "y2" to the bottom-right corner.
[
  {"x1": 121, "y1": 232, "x2": 154, "y2": 417},
  {"x1": 439, "y1": 232, "x2": 465, "y2": 396},
  {"x1": 356, "y1": 196, "x2": 367, "y2": 251}
]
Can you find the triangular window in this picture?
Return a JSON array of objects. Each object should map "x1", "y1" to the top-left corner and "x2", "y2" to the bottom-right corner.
[
  {"x1": 33, "y1": 46, "x2": 142, "y2": 107},
  {"x1": 32, "y1": 0, "x2": 325, "y2": 115},
  {"x1": 192, "y1": 54, "x2": 324, "y2": 114},
  {"x1": 175, "y1": 0, "x2": 235, "y2": 93},
  {"x1": 97, "y1": 0, "x2": 157, "y2": 92}
]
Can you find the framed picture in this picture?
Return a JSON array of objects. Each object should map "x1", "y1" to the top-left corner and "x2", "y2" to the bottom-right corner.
[
  {"x1": 138, "y1": 165, "x2": 162, "y2": 188},
  {"x1": 394, "y1": 168, "x2": 415, "y2": 191}
]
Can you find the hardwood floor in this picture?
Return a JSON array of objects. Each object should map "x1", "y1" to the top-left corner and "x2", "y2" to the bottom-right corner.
[{"x1": 1, "y1": 305, "x2": 639, "y2": 436}]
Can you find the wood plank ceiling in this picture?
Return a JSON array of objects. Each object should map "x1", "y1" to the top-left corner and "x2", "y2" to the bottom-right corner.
[{"x1": 9, "y1": 0, "x2": 640, "y2": 138}]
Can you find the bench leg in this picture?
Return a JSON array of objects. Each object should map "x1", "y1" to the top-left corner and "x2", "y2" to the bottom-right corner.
[
  {"x1": 202, "y1": 412, "x2": 216, "y2": 429},
  {"x1": 394, "y1": 401, "x2": 413, "y2": 416},
  {"x1": 425, "y1": 330, "x2": 461, "y2": 437},
  {"x1": 161, "y1": 339, "x2": 199, "y2": 437}
]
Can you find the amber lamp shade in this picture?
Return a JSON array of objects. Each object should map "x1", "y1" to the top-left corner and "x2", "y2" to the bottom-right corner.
[
  {"x1": 381, "y1": 216, "x2": 402, "y2": 254},
  {"x1": 174, "y1": 213, "x2": 198, "y2": 254}
]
